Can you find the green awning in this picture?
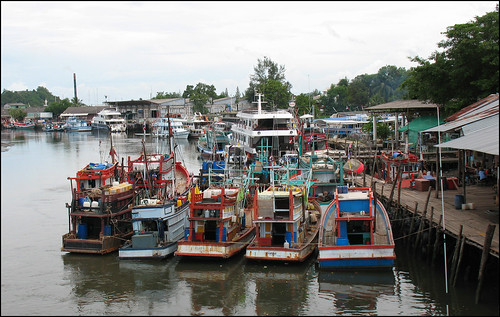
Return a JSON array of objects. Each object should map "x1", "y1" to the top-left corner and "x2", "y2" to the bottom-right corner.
[{"x1": 398, "y1": 116, "x2": 443, "y2": 133}]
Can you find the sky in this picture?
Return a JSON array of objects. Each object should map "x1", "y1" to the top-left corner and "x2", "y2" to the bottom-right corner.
[{"x1": 1, "y1": 1, "x2": 497, "y2": 106}]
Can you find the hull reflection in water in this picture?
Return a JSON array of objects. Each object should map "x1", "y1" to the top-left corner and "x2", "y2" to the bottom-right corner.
[
  {"x1": 317, "y1": 270, "x2": 395, "y2": 314},
  {"x1": 244, "y1": 258, "x2": 315, "y2": 316},
  {"x1": 175, "y1": 256, "x2": 246, "y2": 315}
]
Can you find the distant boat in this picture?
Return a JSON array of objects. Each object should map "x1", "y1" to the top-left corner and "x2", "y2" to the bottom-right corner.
[
  {"x1": 91, "y1": 108, "x2": 127, "y2": 133},
  {"x1": 230, "y1": 92, "x2": 297, "y2": 157},
  {"x1": 12, "y1": 120, "x2": 35, "y2": 129},
  {"x1": 317, "y1": 185, "x2": 396, "y2": 269},
  {"x1": 43, "y1": 122, "x2": 65, "y2": 132},
  {"x1": 197, "y1": 126, "x2": 231, "y2": 160},
  {"x1": 151, "y1": 117, "x2": 190, "y2": 139},
  {"x1": 64, "y1": 116, "x2": 92, "y2": 132},
  {"x1": 184, "y1": 112, "x2": 211, "y2": 139}
]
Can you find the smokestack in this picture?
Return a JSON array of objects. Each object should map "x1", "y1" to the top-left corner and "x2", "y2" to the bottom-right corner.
[{"x1": 73, "y1": 73, "x2": 78, "y2": 103}]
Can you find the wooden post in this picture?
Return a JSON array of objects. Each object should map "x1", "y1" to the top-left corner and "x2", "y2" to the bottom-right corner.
[
  {"x1": 450, "y1": 225, "x2": 463, "y2": 283},
  {"x1": 415, "y1": 203, "x2": 428, "y2": 250},
  {"x1": 475, "y1": 224, "x2": 496, "y2": 304},
  {"x1": 388, "y1": 163, "x2": 402, "y2": 206},
  {"x1": 452, "y1": 236, "x2": 466, "y2": 287},
  {"x1": 397, "y1": 173, "x2": 402, "y2": 205},
  {"x1": 407, "y1": 202, "x2": 418, "y2": 243},
  {"x1": 427, "y1": 206, "x2": 435, "y2": 259},
  {"x1": 363, "y1": 164, "x2": 366, "y2": 187},
  {"x1": 423, "y1": 186, "x2": 432, "y2": 215},
  {"x1": 432, "y1": 215, "x2": 443, "y2": 266}
]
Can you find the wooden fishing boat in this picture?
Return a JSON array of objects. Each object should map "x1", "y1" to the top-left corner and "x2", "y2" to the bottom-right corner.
[
  {"x1": 317, "y1": 185, "x2": 395, "y2": 269},
  {"x1": 245, "y1": 182, "x2": 321, "y2": 262},
  {"x1": 119, "y1": 139, "x2": 192, "y2": 259},
  {"x1": 12, "y1": 120, "x2": 35, "y2": 129},
  {"x1": 197, "y1": 126, "x2": 231, "y2": 160},
  {"x1": 61, "y1": 156, "x2": 135, "y2": 255},
  {"x1": 175, "y1": 185, "x2": 256, "y2": 258}
]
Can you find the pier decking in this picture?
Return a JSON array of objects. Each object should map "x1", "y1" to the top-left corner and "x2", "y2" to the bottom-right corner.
[{"x1": 354, "y1": 174, "x2": 499, "y2": 258}]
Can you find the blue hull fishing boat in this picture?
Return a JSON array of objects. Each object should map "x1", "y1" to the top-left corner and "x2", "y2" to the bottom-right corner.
[{"x1": 317, "y1": 185, "x2": 395, "y2": 269}]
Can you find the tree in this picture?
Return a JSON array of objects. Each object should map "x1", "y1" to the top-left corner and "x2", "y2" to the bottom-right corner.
[
  {"x1": 9, "y1": 108, "x2": 27, "y2": 122},
  {"x1": 183, "y1": 83, "x2": 217, "y2": 114},
  {"x1": 403, "y1": 5, "x2": 499, "y2": 115},
  {"x1": 362, "y1": 115, "x2": 392, "y2": 140},
  {"x1": 45, "y1": 98, "x2": 73, "y2": 117},
  {"x1": 347, "y1": 74, "x2": 371, "y2": 110},
  {"x1": 245, "y1": 56, "x2": 292, "y2": 109},
  {"x1": 153, "y1": 91, "x2": 181, "y2": 99}
]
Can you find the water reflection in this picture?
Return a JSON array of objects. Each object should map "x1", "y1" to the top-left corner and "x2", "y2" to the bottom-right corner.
[
  {"x1": 245, "y1": 258, "x2": 315, "y2": 316},
  {"x1": 175, "y1": 256, "x2": 247, "y2": 315},
  {"x1": 317, "y1": 270, "x2": 395, "y2": 315}
]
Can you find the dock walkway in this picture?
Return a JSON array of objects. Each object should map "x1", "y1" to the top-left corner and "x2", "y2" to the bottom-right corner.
[{"x1": 354, "y1": 175, "x2": 499, "y2": 258}]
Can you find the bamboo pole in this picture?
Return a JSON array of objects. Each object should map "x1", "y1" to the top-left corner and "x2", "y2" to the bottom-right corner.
[
  {"x1": 415, "y1": 202, "x2": 428, "y2": 250},
  {"x1": 427, "y1": 206, "x2": 435, "y2": 260},
  {"x1": 388, "y1": 163, "x2": 402, "y2": 206},
  {"x1": 407, "y1": 202, "x2": 418, "y2": 243},
  {"x1": 475, "y1": 224, "x2": 496, "y2": 304}
]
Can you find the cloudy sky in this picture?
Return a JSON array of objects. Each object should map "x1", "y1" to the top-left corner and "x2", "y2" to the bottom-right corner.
[{"x1": 1, "y1": 1, "x2": 497, "y2": 105}]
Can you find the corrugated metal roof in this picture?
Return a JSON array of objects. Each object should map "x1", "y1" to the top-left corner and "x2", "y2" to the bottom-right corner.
[
  {"x1": 365, "y1": 99, "x2": 439, "y2": 111},
  {"x1": 424, "y1": 94, "x2": 499, "y2": 132},
  {"x1": 435, "y1": 123, "x2": 498, "y2": 155}
]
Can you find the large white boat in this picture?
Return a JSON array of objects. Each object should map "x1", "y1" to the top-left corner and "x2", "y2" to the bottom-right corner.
[
  {"x1": 91, "y1": 108, "x2": 127, "y2": 133},
  {"x1": 183, "y1": 112, "x2": 211, "y2": 139},
  {"x1": 230, "y1": 93, "x2": 298, "y2": 158},
  {"x1": 152, "y1": 117, "x2": 190, "y2": 139},
  {"x1": 64, "y1": 116, "x2": 92, "y2": 132}
]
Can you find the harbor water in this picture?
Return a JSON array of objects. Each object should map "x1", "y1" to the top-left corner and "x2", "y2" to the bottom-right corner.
[{"x1": 1, "y1": 130, "x2": 498, "y2": 316}]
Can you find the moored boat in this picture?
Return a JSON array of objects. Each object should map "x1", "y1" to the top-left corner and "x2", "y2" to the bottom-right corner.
[
  {"x1": 64, "y1": 116, "x2": 92, "y2": 132},
  {"x1": 317, "y1": 185, "x2": 396, "y2": 269},
  {"x1": 245, "y1": 181, "x2": 321, "y2": 262},
  {"x1": 118, "y1": 139, "x2": 192, "y2": 259},
  {"x1": 152, "y1": 117, "x2": 190, "y2": 139},
  {"x1": 197, "y1": 126, "x2": 231, "y2": 160},
  {"x1": 61, "y1": 156, "x2": 135, "y2": 255},
  {"x1": 91, "y1": 107, "x2": 127, "y2": 133},
  {"x1": 175, "y1": 185, "x2": 256, "y2": 258},
  {"x1": 12, "y1": 120, "x2": 35, "y2": 129}
]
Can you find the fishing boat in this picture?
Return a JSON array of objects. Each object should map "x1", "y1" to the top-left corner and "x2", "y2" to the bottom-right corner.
[
  {"x1": 43, "y1": 122, "x2": 65, "y2": 132},
  {"x1": 64, "y1": 116, "x2": 92, "y2": 132},
  {"x1": 12, "y1": 120, "x2": 35, "y2": 129},
  {"x1": 175, "y1": 184, "x2": 256, "y2": 259},
  {"x1": 245, "y1": 173, "x2": 322, "y2": 262},
  {"x1": 317, "y1": 185, "x2": 395, "y2": 269},
  {"x1": 151, "y1": 117, "x2": 190, "y2": 139},
  {"x1": 230, "y1": 92, "x2": 298, "y2": 158},
  {"x1": 91, "y1": 107, "x2": 127, "y2": 132},
  {"x1": 196, "y1": 126, "x2": 231, "y2": 160},
  {"x1": 118, "y1": 144, "x2": 192, "y2": 259},
  {"x1": 61, "y1": 147, "x2": 135, "y2": 255},
  {"x1": 183, "y1": 112, "x2": 211, "y2": 139}
]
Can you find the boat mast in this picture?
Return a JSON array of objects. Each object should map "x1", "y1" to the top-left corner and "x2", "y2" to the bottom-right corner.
[{"x1": 167, "y1": 105, "x2": 175, "y2": 199}]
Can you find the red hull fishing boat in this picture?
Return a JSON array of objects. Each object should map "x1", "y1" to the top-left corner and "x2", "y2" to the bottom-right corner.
[{"x1": 61, "y1": 147, "x2": 136, "y2": 254}]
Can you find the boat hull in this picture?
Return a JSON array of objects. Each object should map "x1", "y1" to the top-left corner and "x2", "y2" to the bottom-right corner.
[
  {"x1": 175, "y1": 226, "x2": 256, "y2": 258},
  {"x1": 317, "y1": 245, "x2": 395, "y2": 269},
  {"x1": 118, "y1": 242, "x2": 178, "y2": 259},
  {"x1": 61, "y1": 234, "x2": 132, "y2": 255},
  {"x1": 245, "y1": 233, "x2": 317, "y2": 262}
]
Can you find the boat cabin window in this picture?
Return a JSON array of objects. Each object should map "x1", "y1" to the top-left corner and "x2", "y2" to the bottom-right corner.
[
  {"x1": 346, "y1": 220, "x2": 371, "y2": 245},
  {"x1": 271, "y1": 223, "x2": 287, "y2": 245},
  {"x1": 140, "y1": 220, "x2": 158, "y2": 233}
]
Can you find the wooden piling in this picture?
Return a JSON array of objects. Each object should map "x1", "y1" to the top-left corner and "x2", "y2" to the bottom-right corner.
[
  {"x1": 432, "y1": 216, "x2": 443, "y2": 266},
  {"x1": 475, "y1": 224, "x2": 496, "y2": 304},
  {"x1": 415, "y1": 203, "x2": 428, "y2": 250},
  {"x1": 453, "y1": 236, "x2": 466, "y2": 287},
  {"x1": 407, "y1": 202, "x2": 418, "y2": 243},
  {"x1": 450, "y1": 225, "x2": 463, "y2": 282},
  {"x1": 427, "y1": 206, "x2": 435, "y2": 260},
  {"x1": 388, "y1": 163, "x2": 402, "y2": 206}
]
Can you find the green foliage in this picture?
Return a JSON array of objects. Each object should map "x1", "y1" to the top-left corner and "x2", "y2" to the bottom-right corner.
[
  {"x1": 362, "y1": 115, "x2": 392, "y2": 140},
  {"x1": 1, "y1": 86, "x2": 59, "y2": 107},
  {"x1": 403, "y1": 5, "x2": 499, "y2": 115},
  {"x1": 182, "y1": 83, "x2": 217, "y2": 114},
  {"x1": 45, "y1": 98, "x2": 73, "y2": 117},
  {"x1": 9, "y1": 108, "x2": 27, "y2": 121},
  {"x1": 245, "y1": 56, "x2": 292, "y2": 109},
  {"x1": 153, "y1": 91, "x2": 182, "y2": 99}
]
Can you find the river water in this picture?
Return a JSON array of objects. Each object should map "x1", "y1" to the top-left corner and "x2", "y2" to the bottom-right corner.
[{"x1": 1, "y1": 130, "x2": 498, "y2": 316}]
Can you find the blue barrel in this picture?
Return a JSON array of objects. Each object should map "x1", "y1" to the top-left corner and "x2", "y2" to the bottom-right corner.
[
  {"x1": 104, "y1": 225, "x2": 112, "y2": 236},
  {"x1": 285, "y1": 232, "x2": 292, "y2": 244},
  {"x1": 77, "y1": 223, "x2": 88, "y2": 239},
  {"x1": 455, "y1": 194, "x2": 464, "y2": 209}
]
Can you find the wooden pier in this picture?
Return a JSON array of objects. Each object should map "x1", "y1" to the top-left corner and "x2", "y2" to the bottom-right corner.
[{"x1": 354, "y1": 174, "x2": 499, "y2": 258}]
